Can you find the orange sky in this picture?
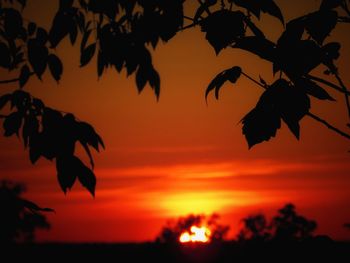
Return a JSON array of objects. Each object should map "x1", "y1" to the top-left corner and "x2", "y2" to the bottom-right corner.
[{"x1": 1, "y1": 0, "x2": 350, "y2": 242}]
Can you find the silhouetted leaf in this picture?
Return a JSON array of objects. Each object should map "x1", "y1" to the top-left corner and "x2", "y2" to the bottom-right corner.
[
  {"x1": 201, "y1": 10, "x2": 245, "y2": 54},
  {"x1": 80, "y1": 43, "x2": 96, "y2": 67},
  {"x1": 268, "y1": 79, "x2": 310, "y2": 139},
  {"x1": 56, "y1": 155, "x2": 78, "y2": 194},
  {"x1": 20, "y1": 199, "x2": 54, "y2": 213},
  {"x1": 243, "y1": 17, "x2": 265, "y2": 38},
  {"x1": 0, "y1": 42, "x2": 11, "y2": 68},
  {"x1": 277, "y1": 18, "x2": 305, "y2": 47},
  {"x1": 97, "y1": 51, "x2": 105, "y2": 78},
  {"x1": 322, "y1": 42, "x2": 341, "y2": 61},
  {"x1": 77, "y1": 121, "x2": 104, "y2": 151},
  {"x1": 194, "y1": 0, "x2": 217, "y2": 22},
  {"x1": 2, "y1": 8, "x2": 23, "y2": 38},
  {"x1": 242, "y1": 106, "x2": 281, "y2": 149},
  {"x1": 80, "y1": 29, "x2": 92, "y2": 52},
  {"x1": 19, "y1": 64, "x2": 31, "y2": 88},
  {"x1": 3, "y1": 111, "x2": 23, "y2": 137},
  {"x1": 76, "y1": 159, "x2": 96, "y2": 197},
  {"x1": 206, "y1": 66, "x2": 242, "y2": 101},
  {"x1": 59, "y1": 0, "x2": 74, "y2": 10},
  {"x1": 0, "y1": 94, "x2": 11, "y2": 110},
  {"x1": 48, "y1": 54, "x2": 63, "y2": 82},
  {"x1": 22, "y1": 115, "x2": 39, "y2": 148},
  {"x1": 69, "y1": 22, "x2": 78, "y2": 44},
  {"x1": 11, "y1": 90, "x2": 30, "y2": 111},
  {"x1": 230, "y1": 0, "x2": 261, "y2": 18},
  {"x1": 234, "y1": 37, "x2": 275, "y2": 62},
  {"x1": 305, "y1": 10, "x2": 338, "y2": 44},
  {"x1": 149, "y1": 67, "x2": 160, "y2": 99},
  {"x1": 29, "y1": 132, "x2": 41, "y2": 164},
  {"x1": 27, "y1": 39, "x2": 48, "y2": 79},
  {"x1": 320, "y1": 0, "x2": 343, "y2": 10},
  {"x1": 296, "y1": 78, "x2": 335, "y2": 101},
  {"x1": 49, "y1": 9, "x2": 76, "y2": 48},
  {"x1": 36, "y1": 27, "x2": 49, "y2": 45},
  {"x1": 260, "y1": 0, "x2": 284, "y2": 24},
  {"x1": 27, "y1": 22, "x2": 36, "y2": 36}
]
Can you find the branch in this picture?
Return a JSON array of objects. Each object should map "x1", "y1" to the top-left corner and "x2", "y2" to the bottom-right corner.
[
  {"x1": 197, "y1": 0, "x2": 211, "y2": 15},
  {"x1": 307, "y1": 112, "x2": 350, "y2": 140},
  {"x1": 0, "y1": 72, "x2": 35, "y2": 85},
  {"x1": 334, "y1": 73, "x2": 350, "y2": 120},
  {"x1": 307, "y1": 74, "x2": 350, "y2": 96},
  {"x1": 242, "y1": 72, "x2": 350, "y2": 141},
  {"x1": 338, "y1": 16, "x2": 350, "y2": 23}
]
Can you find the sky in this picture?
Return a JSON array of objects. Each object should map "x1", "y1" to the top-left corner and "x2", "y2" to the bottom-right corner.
[{"x1": 1, "y1": 0, "x2": 350, "y2": 242}]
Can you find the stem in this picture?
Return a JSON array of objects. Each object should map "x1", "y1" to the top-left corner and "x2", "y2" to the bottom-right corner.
[
  {"x1": 242, "y1": 72, "x2": 350, "y2": 140},
  {"x1": 307, "y1": 74, "x2": 350, "y2": 96},
  {"x1": 184, "y1": 15, "x2": 195, "y2": 21},
  {"x1": 334, "y1": 73, "x2": 350, "y2": 119},
  {"x1": 0, "y1": 72, "x2": 35, "y2": 85}
]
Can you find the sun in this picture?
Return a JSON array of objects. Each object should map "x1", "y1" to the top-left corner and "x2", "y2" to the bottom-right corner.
[{"x1": 179, "y1": 226, "x2": 211, "y2": 243}]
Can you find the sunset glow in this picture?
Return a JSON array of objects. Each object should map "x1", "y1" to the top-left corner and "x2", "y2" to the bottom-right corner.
[{"x1": 179, "y1": 226, "x2": 211, "y2": 243}]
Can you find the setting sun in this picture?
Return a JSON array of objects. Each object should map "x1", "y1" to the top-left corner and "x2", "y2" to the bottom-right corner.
[{"x1": 179, "y1": 226, "x2": 211, "y2": 243}]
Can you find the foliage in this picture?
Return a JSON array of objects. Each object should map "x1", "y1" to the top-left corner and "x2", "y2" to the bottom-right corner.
[
  {"x1": 0, "y1": 180, "x2": 53, "y2": 243},
  {"x1": 156, "y1": 213, "x2": 230, "y2": 243},
  {"x1": 1, "y1": 0, "x2": 350, "y2": 195},
  {"x1": 237, "y1": 203, "x2": 317, "y2": 242}
]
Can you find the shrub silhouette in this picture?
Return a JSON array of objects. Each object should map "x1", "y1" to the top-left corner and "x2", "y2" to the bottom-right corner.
[
  {"x1": 1, "y1": 0, "x2": 350, "y2": 195},
  {"x1": 238, "y1": 203, "x2": 317, "y2": 243},
  {"x1": 0, "y1": 180, "x2": 53, "y2": 243}
]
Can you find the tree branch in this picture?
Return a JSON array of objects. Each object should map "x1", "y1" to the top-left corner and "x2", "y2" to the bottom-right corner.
[
  {"x1": 307, "y1": 74, "x2": 350, "y2": 96},
  {"x1": 334, "y1": 73, "x2": 350, "y2": 120},
  {"x1": 307, "y1": 112, "x2": 350, "y2": 140},
  {"x1": 0, "y1": 72, "x2": 35, "y2": 85},
  {"x1": 242, "y1": 72, "x2": 350, "y2": 141},
  {"x1": 197, "y1": 0, "x2": 211, "y2": 15}
]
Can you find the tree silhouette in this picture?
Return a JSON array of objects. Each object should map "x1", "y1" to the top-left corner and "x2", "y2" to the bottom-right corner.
[
  {"x1": 156, "y1": 213, "x2": 230, "y2": 243},
  {"x1": 238, "y1": 203, "x2": 317, "y2": 243},
  {"x1": 0, "y1": 180, "x2": 53, "y2": 243},
  {"x1": 1, "y1": 0, "x2": 350, "y2": 195}
]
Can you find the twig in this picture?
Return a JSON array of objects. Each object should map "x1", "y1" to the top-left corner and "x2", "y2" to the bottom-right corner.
[
  {"x1": 307, "y1": 112, "x2": 350, "y2": 140},
  {"x1": 0, "y1": 72, "x2": 35, "y2": 85},
  {"x1": 334, "y1": 73, "x2": 350, "y2": 119},
  {"x1": 197, "y1": 0, "x2": 211, "y2": 15},
  {"x1": 307, "y1": 74, "x2": 350, "y2": 96}
]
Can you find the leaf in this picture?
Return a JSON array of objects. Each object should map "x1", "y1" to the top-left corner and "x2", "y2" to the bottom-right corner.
[
  {"x1": 268, "y1": 79, "x2": 310, "y2": 139},
  {"x1": 149, "y1": 67, "x2": 161, "y2": 100},
  {"x1": 243, "y1": 17, "x2": 265, "y2": 38},
  {"x1": 49, "y1": 10, "x2": 76, "y2": 48},
  {"x1": 305, "y1": 10, "x2": 338, "y2": 44},
  {"x1": 19, "y1": 64, "x2": 31, "y2": 88},
  {"x1": 59, "y1": 0, "x2": 74, "y2": 10},
  {"x1": 0, "y1": 42, "x2": 11, "y2": 68},
  {"x1": 48, "y1": 54, "x2": 63, "y2": 82},
  {"x1": 36, "y1": 27, "x2": 49, "y2": 45},
  {"x1": 260, "y1": 0, "x2": 284, "y2": 24},
  {"x1": 0, "y1": 94, "x2": 11, "y2": 110},
  {"x1": 97, "y1": 51, "x2": 105, "y2": 78},
  {"x1": 77, "y1": 162, "x2": 96, "y2": 197},
  {"x1": 205, "y1": 66, "x2": 242, "y2": 101},
  {"x1": 200, "y1": 10, "x2": 245, "y2": 54},
  {"x1": 322, "y1": 42, "x2": 341, "y2": 61},
  {"x1": 27, "y1": 39, "x2": 48, "y2": 79},
  {"x1": 230, "y1": 0, "x2": 261, "y2": 18},
  {"x1": 22, "y1": 115, "x2": 39, "y2": 148},
  {"x1": 320, "y1": 0, "x2": 343, "y2": 10},
  {"x1": 3, "y1": 111, "x2": 23, "y2": 137},
  {"x1": 242, "y1": 106, "x2": 281, "y2": 149},
  {"x1": 136, "y1": 64, "x2": 148, "y2": 93},
  {"x1": 234, "y1": 37, "x2": 276, "y2": 62},
  {"x1": 80, "y1": 29, "x2": 92, "y2": 52},
  {"x1": 80, "y1": 43, "x2": 96, "y2": 67},
  {"x1": 29, "y1": 132, "x2": 41, "y2": 164},
  {"x1": 77, "y1": 121, "x2": 104, "y2": 151},
  {"x1": 56, "y1": 155, "x2": 78, "y2": 194},
  {"x1": 27, "y1": 22, "x2": 36, "y2": 36},
  {"x1": 277, "y1": 18, "x2": 305, "y2": 47},
  {"x1": 69, "y1": 23, "x2": 78, "y2": 45},
  {"x1": 296, "y1": 78, "x2": 335, "y2": 101},
  {"x1": 20, "y1": 199, "x2": 55, "y2": 213},
  {"x1": 3, "y1": 8, "x2": 23, "y2": 38}
]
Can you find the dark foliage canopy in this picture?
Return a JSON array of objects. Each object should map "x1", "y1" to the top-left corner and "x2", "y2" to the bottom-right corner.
[{"x1": 1, "y1": 0, "x2": 350, "y2": 196}]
